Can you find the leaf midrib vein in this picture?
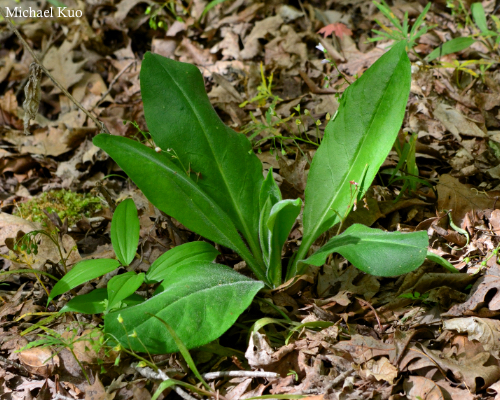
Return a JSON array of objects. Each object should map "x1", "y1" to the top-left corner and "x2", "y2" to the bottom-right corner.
[
  {"x1": 309, "y1": 53, "x2": 404, "y2": 244},
  {"x1": 154, "y1": 57, "x2": 256, "y2": 253}
]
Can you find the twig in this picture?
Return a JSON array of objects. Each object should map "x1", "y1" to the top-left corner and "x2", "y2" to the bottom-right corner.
[
  {"x1": 0, "y1": 7, "x2": 109, "y2": 134},
  {"x1": 202, "y1": 371, "x2": 280, "y2": 380},
  {"x1": 0, "y1": 354, "x2": 33, "y2": 376},
  {"x1": 134, "y1": 364, "x2": 199, "y2": 400},
  {"x1": 91, "y1": 60, "x2": 137, "y2": 111},
  {"x1": 299, "y1": 70, "x2": 337, "y2": 94},
  {"x1": 356, "y1": 297, "x2": 384, "y2": 334},
  {"x1": 94, "y1": 180, "x2": 116, "y2": 211},
  {"x1": 321, "y1": 368, "x2": 354, "y2": 392},
  {"x1": 15, "y1": 31, "x2": 62, "y2": 97}
]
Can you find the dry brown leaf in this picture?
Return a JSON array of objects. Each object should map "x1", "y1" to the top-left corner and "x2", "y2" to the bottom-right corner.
[
  {"x1": 443, "y1": 317, "x2": 500, "y2": 358},
  {"x1": 240, "y1": 16, "x2": 284, "y2": 60},
  {"x1": 436, "y1": 174, "x2": 500, "y2": 226},
  {"x1": 152, "y1": 38, "x2": 177, "y2": 58},
  {"x1": 69, "y1": 329, "x2": 117, "y2": 365},
  {"x1": 265, "y1": 25, "x2": 307, "y2": 69},
  {"x1": 444, "y1": 265, "x2": 500, "y2": 317},
  {"x1": 435, "y1": 379, "x2": 474, "y2": 400},
  {"x1": 339, "y1": 35, "x2": 384, "y2": 76},
  {"x1": 245, "y1": 331, "x2": 274, "y2": 367},
  {"x1": 72, "y1": 72, "x2": 112, "y2": 110},
  {"x1": 3, "y1": 126, "x2": 92, "y2": 157},
  {"x1": 278, "y1": 152, "x2": 307, "y2": 194},
  {"x1": 43, "y1": 36, "x2": 85, "y2": 93},
  {"x1": 433, "y1": 103, "x2": 486, "y2": 140},
  {"x1": 333, "y1": 335, "x2": 395, "y2": 364},
  {"x1": 210, "y1": 27, "x2": 240, "y2": 60},
  {"x1": 404, "y1": 376, "x2": 444, "y2": 400},
  {"x1": 114, "y1": 0, "x2": 153, "y2": 23},
  {"x1": 362, "y1": 357, "x2": 398, "y2": 384},
  {"x1": 487, "y1": 380, "x2": 500, "y2": 400},
  {"x1": 22, "y1": 63, "x2": 42, "y2": 135},
  {"x1": 421, "y1": 346, "x2": 500, "y2": 392},
  {"x1": 0, "y1": 213, "x2": 39, "y2": 246},
  {"x1": 0, "y1": 51, "x2": 15, "y2": 85},
  {"x1": 84, "y1": 374, "x2": 106, "y2": 400},
  {"x1": 18, "y1": 347, "x2": 59, "y2": 377},
  {"x1": 226, "y1": 378, "x2": 252, "y2": 400},
  {"x1": 396, "y1": 270, "x2": 476, "y2": 297},
  {"x1": 317, "y1": 265, "x2": 380, "y2": 301}
]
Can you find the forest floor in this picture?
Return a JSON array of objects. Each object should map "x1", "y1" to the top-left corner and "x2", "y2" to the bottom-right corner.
[{"x1": 2, "y1": 0, "x2": 500, "y2": 399}]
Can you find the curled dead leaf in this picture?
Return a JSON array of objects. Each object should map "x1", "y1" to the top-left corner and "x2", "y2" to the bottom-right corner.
[{"x1": 22, "y1": 63, "x2": 42, "y2": 135}]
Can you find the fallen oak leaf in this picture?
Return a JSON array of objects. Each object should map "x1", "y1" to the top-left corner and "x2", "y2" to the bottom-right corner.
[
  {"x1": 443, "y1": 264, "x2": 500, "y2": 317},
  {"x1": 404, "y1": 376, "x2": 445, "y2": 400},
  {"x1": 443, "y1": 317, "x2": 500, "y2": 358},
  {"x1": 333, "y1": 334, "x2": 395, "y2": 364}
]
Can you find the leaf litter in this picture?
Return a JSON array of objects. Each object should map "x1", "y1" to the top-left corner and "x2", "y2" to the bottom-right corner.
[{"x1": 3, "y1": 0, "x2": 500, "y2": 398}]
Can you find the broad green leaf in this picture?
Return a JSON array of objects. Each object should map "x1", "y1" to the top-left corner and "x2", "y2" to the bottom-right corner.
[
  {"x1": 302, "y1": 224, "x2": 428, "y2": 276},
  {"x1": 140, "y1": 53, "x2": 263, "y2": 262},
  {"x1": 471, "y1": 3, "x2": 489, "y2": 34},
  {"x1": 111, "y1": 199, "x2": 139, "y2": 266},
  {"x1": 107, "y1": 271, "x2": 145, "y2": 310},
  {"x1": 426, "y1": 37, "x2": 475, "y2": 62},
  {"x1": 60, "y1": 288, "x2": 108, "y2": 314},
  {"x1": 146, "y1": 241, "x2": 219, "y2": 284},
  {"x1": 293, "y1": 41, "x2": 411, "y2": 276},
  {"x1": 93, "y1": 135, "x2": 266, "y2": 283},
  {"x1": 263, "y1": 199, "x2": 302, "y2": 287},
  {"x1": 105, "y1": 262, "x2": 264, "y2": 354},
  {"x1": 48, "y1": 259, "x2": 120, "y2": 304}
]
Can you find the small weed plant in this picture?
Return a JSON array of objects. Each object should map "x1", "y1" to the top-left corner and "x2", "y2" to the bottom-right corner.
[
  {"x1": 239, "y1": 63, "x2": 320, "y2": 155},
  {"x1": 47, "y1": 40, "x2": 458, "y2": 355}
]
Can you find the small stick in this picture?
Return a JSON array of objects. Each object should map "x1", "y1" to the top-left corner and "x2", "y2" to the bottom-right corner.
[
  {"x1": 91, "y1": 60, "x2": 137, "y2": 111},
  {"x1": 0, "y1": 354, "x2": 33, "y2": 376},
  {"x1": 15, "y1": 32, "x2": 61, "y2": 97},
  {"x1": 299, "y1": 70, "x2": 337, "y2": 94},
  {"x1": 321, "y1": 368, "x2": 354, "y2": 392},
  {"x1": 202, "y1": 371, "x2": 280, "y2": 380},
  {"x1": 94, "y1": 181, "x2": 116, "y2": 211},
  {"x1": 0, "y1": 7, "x2": 109, "y2": 134},
  {"x1": 356, "y1": 297, "x2": 384, "y2": 334}
]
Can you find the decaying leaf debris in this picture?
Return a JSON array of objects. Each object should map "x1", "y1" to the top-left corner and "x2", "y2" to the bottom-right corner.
[{"x1": 22, "y1": 62, "x2": 42, "y2": 135}]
